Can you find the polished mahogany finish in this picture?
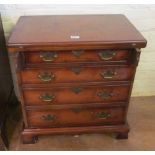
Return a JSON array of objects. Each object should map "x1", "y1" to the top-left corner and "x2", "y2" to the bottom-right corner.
[{"x1": 7, "y1": 15, "x2": 147, "y2": 144}]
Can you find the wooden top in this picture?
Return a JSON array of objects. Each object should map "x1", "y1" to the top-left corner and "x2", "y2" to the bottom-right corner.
[{"x1": 7, "y1": 15, "x2": 147, "y2": 48}]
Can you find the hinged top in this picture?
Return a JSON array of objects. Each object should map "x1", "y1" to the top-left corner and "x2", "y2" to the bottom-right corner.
[{"x1": 7, "y1": 15, "x2": 147, "y2": 48}]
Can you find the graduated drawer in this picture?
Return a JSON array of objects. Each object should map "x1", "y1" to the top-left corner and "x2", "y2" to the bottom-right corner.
[
  {"x1": 21, "y1": 66, "x2": 135, "y2": 84},
  {"x1": 26, "y1": 106, "x2": 125, "y2": 128},
  {"x1": 23, "y1": 49, "x2": 130, "y2": 64},
  {"x1": 23, "y1": 84, "x2": 130, "y2": 106}
]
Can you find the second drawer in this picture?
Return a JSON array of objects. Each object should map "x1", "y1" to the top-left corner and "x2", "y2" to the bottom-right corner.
[
  {"x1": 23, "y1": 84, "x2": 130, "y2": 106},
  {"x1": 21, "y1": 66, "x2": 135, "y2": 84}
]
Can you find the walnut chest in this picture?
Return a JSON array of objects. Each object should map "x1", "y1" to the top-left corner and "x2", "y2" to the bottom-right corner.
[{"x1": 7, "y1": 15, "x2": 147, "y2": 144}]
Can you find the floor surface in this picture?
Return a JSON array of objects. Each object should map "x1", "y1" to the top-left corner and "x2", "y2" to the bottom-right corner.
[{"x1": 8, "y1": 96, "x2": 155, "y2": 151}]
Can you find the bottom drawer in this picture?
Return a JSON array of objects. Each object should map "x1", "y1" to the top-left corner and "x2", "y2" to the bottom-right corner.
[{"x1": 26, "y1": 106, "x2": 126, "y2": 128}]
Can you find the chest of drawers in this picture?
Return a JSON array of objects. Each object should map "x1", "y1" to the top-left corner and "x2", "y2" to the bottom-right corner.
[{"x1": 7, "y1": 15, "x2": 147, "y2": 144}]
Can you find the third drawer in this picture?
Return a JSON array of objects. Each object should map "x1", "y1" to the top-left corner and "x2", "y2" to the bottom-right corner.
[
  {"x1": 21, "y1": 66, "x2": 135, "y2": 84},
  {"x1": 23, "y1": 84, "x2": 131, "y2": 106}
]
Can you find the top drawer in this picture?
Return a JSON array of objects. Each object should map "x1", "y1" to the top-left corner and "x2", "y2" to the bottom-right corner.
[{"x1": 23, "y1": 49, "x2": 131, "y2": 64}]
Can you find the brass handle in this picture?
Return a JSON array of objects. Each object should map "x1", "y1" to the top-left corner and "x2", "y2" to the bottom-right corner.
[
  {"x1": 42, "y1": 114, "x2": 57, "y2": 121},
  {"x1": 97, "y1": 91, "x2": 113, "y2": 100},
  {"x1": 40, "y1": 52, "x2": 58, "y2": 62},
  {"x1": 99, "y1": 51, "x2": 116, "y2": 60},
  {"x1": 100, "y1": 70, "x2": 116, "y2": 79},
  {"x1": 38, "y1": 72, "x2": 55, "y2": 82},
  {"x1": 40, "y1": 93, "x2": 55, "y2": 102},
  {"x1": 96, "y1": 112, "x2": 111, "y2": 119}
]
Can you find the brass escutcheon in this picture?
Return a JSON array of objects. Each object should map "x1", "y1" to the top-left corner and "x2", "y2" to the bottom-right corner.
[
  {"x1": 71, "y1": 108, "x2": 81, "y2": 113},
  {"x1": 71, "y1": 87, "x2": 82, "y2": 94},
  {"x1": 71, "y1": 67, "x2": 82, "y2": 75},
  {"x1": 71, "y1": 50, "x2": 84, "y2": 58},
  {"x1": 42, "y1": 114, "x2": 57, "y2": 121}
]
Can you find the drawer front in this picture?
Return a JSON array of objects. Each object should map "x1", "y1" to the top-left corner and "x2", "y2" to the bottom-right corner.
[
  {"x1": 27, "y1": 107, "x2": 125, "y2": 128},
  {"x1": 23, "y1": 85, "x2": 130, "y2": 106},
  {"x1": 24, "y1": 49, "x2": 130, "y2": 64},
  {"x1": 21, "y1": 66, "x2": 134, "y2": 84}
]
